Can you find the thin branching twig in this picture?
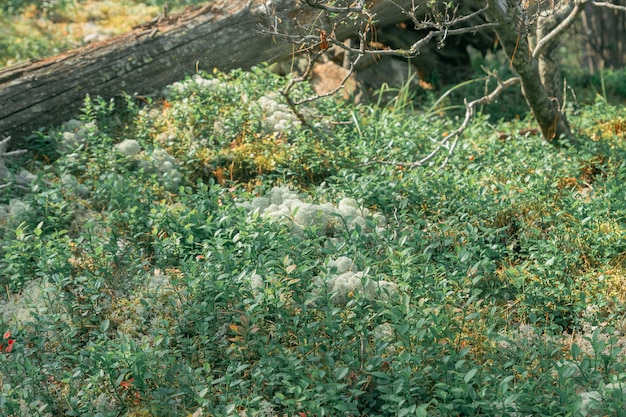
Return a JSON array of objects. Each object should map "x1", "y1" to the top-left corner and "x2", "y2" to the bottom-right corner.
[
  {"x1": 0, "y1": 136, "x2": 30, "y2": 190},
  {"x1": 304, "y1": 0, "x2": 366, "y2": 14},
  {"x1": 363, "y1": 76, "x2": 521, "y2": 169},
  {"x1": 260, "y1": 0, "x2": 624, "y2": 168},
  {"x1": 592, "y1": 1, "x2": 626, "y2": 11},
  {"x1": 533, "y1": 0, "x2": 587, "y2": 59}
]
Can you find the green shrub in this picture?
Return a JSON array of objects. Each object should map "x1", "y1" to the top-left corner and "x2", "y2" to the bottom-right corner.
[{"x1": 2, "y1": 65, "x2": 626, "y2": 416}]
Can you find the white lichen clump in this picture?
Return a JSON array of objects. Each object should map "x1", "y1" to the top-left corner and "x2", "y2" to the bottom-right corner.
[
  {"x1": 165, "y1": 73, "x2": 300, "y2": 140},
  {"x1": 114, "y1": 138, "x2": 142, "y2": 156},
  {"x1": 240, "y1": 186, "x2": 385, "y2": 239},
  {"x1": 570, "y1": 383, "x2": 626, "y2": 417},
  {"x1": 113, "y1": 140, "x2": 182, "y2": 190},
  {"x1": 190, "y1": 74, "x2": 222, "y2": 91},
  {"x1": 0, "y1": 279, "x2": 68, "y2": 330},
  {"x1": 0, "y1": 199, "x2": 30, "y2": 226},
  {"x1": 249, "y1": 272, "x2": 264, "y2": 291},
  {"x1": 60, "y1": 173, "x2": 90, "y2": 198},
  {"x1": 374, "y1": 323, "x2": 396, "y2": 341},
  {"x1": 164, "y1": 73, "x2": 223, "y2": 96},
  {"x1": 239, "y1": 188, "x2": 394, "y2": 305},
  {"x1": 58, "y1": 119, "x2": 98, "y2": 152},
  {"x1": 314, "y1": 256, "x2": 396, "y2": 305},
  {"x1": 256, "y1": 94, "x2": 301, "y2": 133},
  {"x1": 107, "y1": 269, "x2": 179, "y2": 337}
]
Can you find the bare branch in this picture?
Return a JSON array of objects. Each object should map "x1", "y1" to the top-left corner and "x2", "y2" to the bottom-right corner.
[
  {"x1": 532, "y1": 0, "x2": 588, "y2": 59},
  {"x1": 280, "y1": 12, "x2": 369, "y2": 111},
  {"x1": 592, "y1": 1, "x2": 626, "y2": 11},
  {"x1": 281, "y1": 53, "x2": 318, "y2": 128},
  {"x1": 325, "y1": 21, "x2": 497, "y2": 59},
  {"x1": 294, "y1": 57, "x2": 363, "y2": 106},
  {"x1": 265, "y1": 0, "x2": 519, "y2": 165},
  {"x1": 0, "y1": 136, "x2": 27, "y2": 158},
  {"x1": 261, "y1": 0, "x2": 497, "y2": 59},
  {"x1": 304, "y1": 0, "x2": 365, "y2": 13},
  {"x1": 1, "y1": 136, "x2": 31, "y2": 190},
  {"x1": 439, "y1": 76, "x2": 520, "y2": 167},
  {"x1": 364, "y1": 77, "x2": 521, "y2": 169},
  {"x1": 280, "y1": 33, "x2": 365, "y2": 125},
  {"x1": 414, "y1": 5, "x2": 490, "y2": 30},
  {"x1": 407, "y1": 22, "x2": 498, "y2": 56}
]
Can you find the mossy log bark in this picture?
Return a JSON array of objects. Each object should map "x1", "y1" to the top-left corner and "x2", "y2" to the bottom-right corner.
[{"x1": 0, "y1": 0, "x2": 414, "y2": 145}]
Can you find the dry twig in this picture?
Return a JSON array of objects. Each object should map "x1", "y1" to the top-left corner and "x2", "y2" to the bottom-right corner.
[
  {"x1": 363, "y1": 77, "x2": 521, "y2": 169},
  {"x1": 0, "y1": 136, "x2": 30, "y2": 190},
  {"x1": 592, "y1": 1, "x2": 626, "y2": 11}
]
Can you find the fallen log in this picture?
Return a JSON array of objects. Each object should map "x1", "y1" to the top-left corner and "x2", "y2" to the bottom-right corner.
[{"x1": 0, "y1": 0, "x2": 416, "y2": 146}]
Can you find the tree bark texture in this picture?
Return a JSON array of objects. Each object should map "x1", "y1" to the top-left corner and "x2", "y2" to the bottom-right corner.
[
  {"x1": 0, "y1": 0, "x2": 414, "y2": 145},
  {"x1": 486, "y1": 0, "x2": 572, "y2": 141},
  {"x1": 534, "y1": 3, "x2": 577, "y2": 104}
]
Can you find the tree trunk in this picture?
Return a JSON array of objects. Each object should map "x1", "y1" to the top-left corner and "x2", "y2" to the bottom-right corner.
[
  {"x1": 486, "y1": 0, "x2": 573, "y2": 141},
  {"x1": 0, "y1": 0, "x2": 413, "y2": 146},
  {"x1": 534, "y1": 4, "x2": 574, "y2": 105}
]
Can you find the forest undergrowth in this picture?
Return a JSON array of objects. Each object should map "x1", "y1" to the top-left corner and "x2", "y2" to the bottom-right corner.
[
  {"x1": 2, "y1": 1, "x2": 626, "y2": 416},
  {"x1": 1, "y1": 64, "x2": 626, "y2": 416}
]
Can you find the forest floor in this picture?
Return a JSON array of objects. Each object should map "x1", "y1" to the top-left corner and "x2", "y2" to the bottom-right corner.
[{"x1": 2, "y1": 2, "x2": 626, "y2": 416}]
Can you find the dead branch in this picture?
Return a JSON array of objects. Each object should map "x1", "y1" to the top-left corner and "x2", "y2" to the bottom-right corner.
[
  {"x1": 364, "y1": 76, "x2": 521, "y2": 169},
  {"x1": 406, "y1": 22, "x2": 499, "y2": 56},
  {"x1": 262, "y1": 0, "x2": 497, "y2": 59},
  {"x1": 304, "y1": 0, "x2": 366, "y2": 13},
  {"x1": 262, "y1": 0, "x2": 516, "y2": 166},
  {"x1": 269, "y1": 0, "x2": 615, "y2": 162},
  {"x1": 591, "y1": 1, "x2": 626, "y2": 11},
  {"x1": 0, "y1": 136, "x2": 30, "y2": 190},
  {"x1": 532, "y1": 0, "x2": 587, "y2": 59},
  {"x1": 281, "y1": 26, "x2": 367, "y2": 125},
  {"x1": 411, "y1": 4, "x2": 490, "y2": 30}
]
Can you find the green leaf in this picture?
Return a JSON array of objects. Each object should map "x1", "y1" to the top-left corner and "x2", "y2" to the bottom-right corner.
[
  {"x1": 500, "y1": 375, "x2": 515, "y2": 395},
  {"x1": 415, "y1": 404, "x2": 430, "y2": 417},
  {"x1": 464, "y1": 368, "x2": 478, "y2": 383},
  {"x1": 197, "y1": 387, "x2": 209, "y2": 398},
  {"x1": 100, "y1": 319, "x2": 110, "y2": 332},
  {"x1": 334, "y1": 367, "x2": 350, "y2": 380},
  {"x1": 399, "y1": 405, "x2": 416, "y2": 417}
]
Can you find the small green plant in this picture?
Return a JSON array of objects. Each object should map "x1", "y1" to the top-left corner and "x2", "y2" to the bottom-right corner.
[{"x1": 0, "y1": 0, "x2": 74, "y2": 15}]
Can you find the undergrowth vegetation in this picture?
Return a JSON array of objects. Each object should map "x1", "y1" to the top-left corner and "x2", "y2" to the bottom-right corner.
[
  {"x1": 1, "y1": 63, "x2": 626, "y2": 416},
  {"x1": 0, "y1": 0, "x2": 208, "y2": 67}
]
